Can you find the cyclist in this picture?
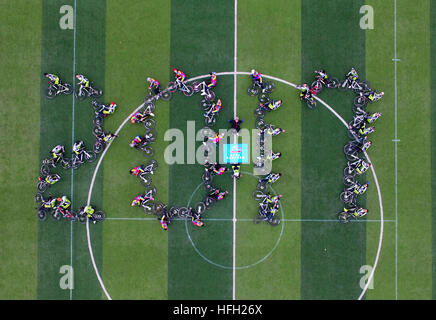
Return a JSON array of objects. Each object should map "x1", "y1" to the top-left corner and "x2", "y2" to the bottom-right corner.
[
  {"x1": 356, "y1": 159, "x2": 371, "y2": 175},
  {"x1": 44, "y1": 73, "x2": 61, "y2": 93},
  {"x1": 200, "y1": 72, "x2": 217, "y2": 96},
  {"x1": 73, "y1": 140, "x2": 85, "y2": 155},
  {"x1": 131, "y1": 193, "x2": 154, "y2": 207},
  {"x1": 129, "y1": 165, "x2": 145, "y2": 176},
  {"x1": 346, "y1": 67, "x2": 359, "y2": 84},
  {"x1": 314, "y1": 69, "x2": 329, "y2": 83},
  {"x1": 366, "y1": 112, "x2": 382, "y2": 124},
  {"x1": 82, "y1": 205, "x2": 97, "y2": 224},
  {"x1": 173, "y1": 68, "x2": 186, "y2": 83},
  {"x1": 129, "y1": 135, "x2": 143, "y2": 148},
  {"x1": 251, "y1": 69, "x2": 264, "y2": 89},
  {"x1": 42, "y1": 196, "x2": 57, "y2": 210},
  {"x1": 358, "y1": 123, "x2": 375, "y2": 136},
  {"x1": 147, "y1": 77, "x2": 161, "y2": 95},
  {"x1": 206, "y1": 98, "x2": 222, "y2": 115},
  {"x1": 265, "y1": 151, "x2": 281, "y2": 161},
  {"x1": 51, "y1": 144, "x2": 65, "y2": 163},
  {"x1": 297, "y1": 83, "x2": 312, "y2": 100},
  {"x1": 204, "y1": 132, "x2": 225, "y2": 145},
  {"x1": 76, "y1": 74, "x2": 90, "y2": 96},
  {"x1": 231, "y1": 164, "x2": 241, "y2": 179},
  {"x1": 363, "y1": 90, "x2": 384, "y2": 103},
  {"x1": 96, "y1": 131, "x2": 117, "y2": 144},
  {"x1": 210, "y1": 189, "x2": 229, "y2": 201},
  {"x1": 160, "y1": 214, "x2": 169, "y2": 230},
  {"x1": 261, "y1": 125, "x2": 286, "y2": 136},
  {"x1": 260, "y1": 99, "x2": 282, "y2": 111},
  {"x1": 56, "y1": 195, "x2": 71, "y2": 209},
  {"x1": 94, "y1": 101, "x2": 117, "y2": 117},
  {"x1": 344, "y1": 207, "x2": 368, "y2": 218},
  {"x1": 130, "y1": 110, "x2": 154, "y2": 124},
  {"x1": 44, "y1": 173, "x2": 61, "y2": 185},
  {"x1": 348, "y1": 181, "x2": 370, "y2": 195},
  {"x1": 260, "y1": 172, "x2": 281, "y2": 185}
]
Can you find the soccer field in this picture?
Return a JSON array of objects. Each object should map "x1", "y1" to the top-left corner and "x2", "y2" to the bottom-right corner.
[{"x1": 0, "y1": 0, "x2": 435, "y2": 301}]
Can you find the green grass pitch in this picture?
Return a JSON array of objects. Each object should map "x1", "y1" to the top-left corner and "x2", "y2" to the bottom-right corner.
[{"x1": 0, "y1": 0, "x2": 435, "y2": 301}]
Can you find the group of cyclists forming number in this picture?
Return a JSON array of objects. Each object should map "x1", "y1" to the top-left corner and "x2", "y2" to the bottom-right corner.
[{"x1": 37, "y1": 67, "x2": 383, "y2": 228}]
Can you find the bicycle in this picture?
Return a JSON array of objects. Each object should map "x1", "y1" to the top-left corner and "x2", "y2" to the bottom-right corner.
[
  {"x1": 137, "y1": 160, "x2": 158, "y2": 187},
  {"x1": 257, "y1": 174, "x2": 281, "y2": 192},
  {"x1": 353, "y1": 91, "x2": 384, "y2": 111},
  {"x1": 37, "y1": 174, "x2": 61, "y2": 193},
  {"x1": 144, "y1": 87, "x2": 172, "y2": 102},
  {"x1": 192, "y1": 82, "x2": 216, "y2": 101},
  {"x1": 44, "y1": 81, "x2": 73, "y2": 99},
  {"x1": 35, "y1": 193, "x2": 52, "y2": 221},
  {"x1": 76, "y1": 84, "x2": 103, "y2": 101},
  {"x1": 52, "y1": 206, "x2": 77, "y2": 222},
  {"x1": 40, "y1": 155, "x2": 71, "y2": 175},
  {"x1": 338, "y1": 78, "x2": 372, "y2": 93},
  {"x1": 339, "y1": 190, "x2": 357, "y2": 205},
  {"x1": 310, "y1": 76, "x2": 339, "y2": 93},
  {"x1": 77, "y1": 207, "x2": 106, "y2": 224},
  {"x1": 166, "y1": 79, "x2": 194, "y2": 97},
  {"x1": 70, "y1": 150, "x2": 97, "y2": 169},
  {"x1": 254, "y1": 208, "x2": 281, "y2": 226},
  {"x1": 204, "y1": 109, "x2": 217, "y2": 127},
  {"x1": 338, "y1": 207, "x2": 368, "y2": 224},
  {"x1": 247, "y1": 81, "x2": 275, "y2": 97}
]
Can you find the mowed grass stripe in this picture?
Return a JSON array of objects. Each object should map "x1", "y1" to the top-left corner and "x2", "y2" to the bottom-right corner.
[
  {"x1": 301, "y1": 0, "x2": 366, "y2": 299},
  {"x1": 102, "y1": 0, "x2": 170, "y2": 299},
  {"x1": 365, "y1": 0, "x2": 396, "y2": 299},
  {"x1": 71, "y1": 0, "x2": 106, "y2": 300},
  {"x1": 168, "y1": 0, "x2": 234, "y2": 299},
  {"x1": 396, "y1": 1, "x2": 432, "y2": 299},
  {"x1": 0, "y1": 0, "x2": 42, "y2": 299},
  {"x1": 38, "y1": 0, "x2": 75, "y2": 300},
  {"x1": 433, "y1": 0, "x2": 436, "y2": 300},
  {"x1": 236, "y1": 0, "x2": 302, "y2": 299}
]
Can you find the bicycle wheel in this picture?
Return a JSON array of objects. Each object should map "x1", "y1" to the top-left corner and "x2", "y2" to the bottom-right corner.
[
  {"x1": 62, "y1": 83, "x2": 73, "y2": 95},
  {"x1": 353, "y1": 95, "x2": 367, "y2": 108},
  {"x1": 160, "y1": 90, "x2": 172, "y2": 101},
  {"x1": 91, "y1": 87, "x2": 103, "y2": 98},
  {"x1": 93, "y1": 125, "x2": 103, "y2": 136},
  {"x1": 145, "y1": 129, "x2": 157, "y2": 141},
  {"x1": 77, "y1": 212, "x2": 87, "y2": 224},
  {"x1": 257, "y1": 180, "x2": 268, "y2": 192},
  {"x1": 152, "y1": 202, "x2": 165, "y2": 216},
  {"x1": 183, "y1": 86, "x2": 194, "y2": 97},
  {"x1": 178, "y1": 207, "x2": 189, "y2": 218},
  {"x1": 338, "y1": 79, "x2": 350, "y2": 92},
  {"x1": 255, "y1": 117, "x2": 266, "y2": 130},
  {"x1": 76, "y1": 90, "x2": 87, "y2": 101},
  {"x1": 347, "y1": 129, "x2": 360, "y2": 140},
  {"x1": 143, "y1": 203, "x2": 154, "y2": 215},
  {"x1": 85, "y1": 150, "x2": 97, "y2": 163},
  {"x1": 305, "y1": 98, "x2": 317, "y2": 109},
  {"x1": 194, "y1": 202, "x2": 206, "y2": 215},
  {"x1": 51, "y1": 210, "x2": 62, "y2": 221},
  {"x1": 66, "y1": 211, "x2": 78, "y2": 222},
  {"x1": 247, "y1": 84, "x2": 259, "y2": 96},
  {"x1": 200, "y1": 99, "x2": 213, "y2": 110},
  {"x1": 145, "y1": 185, "x2": 157, "y2": 196},
  {"x1": 37, "y1": 181, "x2": 47, "y2": 193},
  {"x1": 191, "y1": 82, "x2": 201, "y2": 93},
  {"x1": 342, "y1": 175, "x2": 355, "y2": 187},
  {"x1": 359, "y1": 80, "x2": 372, "y2": 92},
  {"x1": 202, "y1": 172, "x2": 212, "y2": 184},
  {"x1": 93, "y1": 141, "x2": 105, "y2": 154},
  {"x1": 169, "y1": 206, "x2": 179, "y2": 218},
  {"x1": 147, "y1": 159, "x2": 158, "y2": 170},
  {"x1": 143, "y1": 102, "x2": 156, "y2": 114},
  {"x1": 338, "y1": 212, "x2": 349, "y2": 224},
  {"x1": 61, "y1": 158, "x2": 72, "y2": 169},
  {"x1": 310, "y1": 80, "x2": 323, "y2": 94},
  {"x1": 45, "y1": 87, "x2": 56, "y2": 100},
  {"x1": 35, "y1": 193, "x2": 44, "y2": 204},
  {"x1": 344, "y1": 166, "x2": 356, "y2": 177},
  {"x1": 166, "y1": 81, "x2": 177, "y2": 93},
  {"x1": 94, "y1": 115, "x2": 103, "y2": 126},
  {"x1": 144, "y1": 118, "x2": 156, "y2": 131},
  {"x1": 254, "y1": 213, "x2": 264, "y2": 224},
  {"x1": 139, "y1": 173, "x2": 152, "y2": 187},
  {"x1": 352, "y1": 104, "x2": 367, "y2": 115},
  {"x1": 40, "y1": 164, "x2": 51, "y2": 176},
  {"x1": 204, "y1": 196, "x2": 215, "y2": 208},
  {"x1": 37, "y1": 209, "x2": 47, "y2": 221},
  {"x1": 94, "y1": 211, "x2": 106, "y2": 222},
  {"x1": 346, "y1": 151, "x2": 359, "y2": 161},
  {"x1": 263, "y1": 81, "x2": 276, "y2": 93},
  {"x1": 142, "y1": 145, "x2": 154, "y2": 158},
  {"x1": 252, "y1": 190, "x2": 265, "y2": 201},
  {"x1": 258, "y1": 93, "x2": 270, "y2": 103},
  {"x1": 205, "y1": 90, "x2": 215, "y2": 101},
  {"x1": 327, "y1": 77, "x2": 339, "y2": 89},
  {"x1": 205, "y1": 115, "x2": 216, "y2": 127},
  {"x1": 268, "y1": 216, "x2": 281, "y2": 226}
]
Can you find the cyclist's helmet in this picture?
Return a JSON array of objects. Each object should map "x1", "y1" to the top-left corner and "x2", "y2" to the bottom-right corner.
[
  {"x1": 110, "y1": 102, "x2": 117, "y2": 108},
  {"x1": 76, "y1": 74, "x2": 81, "y2": 79},
  {"x1": 251, "y1": 69, "x2": 255, "y2": 74},
  {"x1": 173, "y1": 68, "x2": 177, "y2": 73},
  {"x1": 146, "y1": 77, "x2": 151, "y2": 82}
]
